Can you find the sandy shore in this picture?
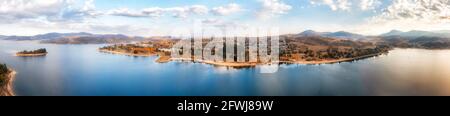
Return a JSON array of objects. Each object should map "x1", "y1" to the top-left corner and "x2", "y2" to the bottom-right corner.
[
  {"x1": 170, "y1": 52, "x2": 385, "y2": 67},
  {"x1": 99, "y1": 49, "x2": 156, "y2": 57},
  {"x1": 282, "y1": 52, "x2": 386, "y2": 65},
  {"x1": 0, "y1": 69, "x2": 16, "y2": 96},
  {"x1": 171, "y1": 58, "x2": 260, "y2": 67},
  {"x1": 16, "y1": 53, "x2": 47, "y2": 57},
  {"x1": 155, "y1": 55, "x2": 171, "y2": 63},
  {"x1": 100, "y1": 49, "x2": 172, "y2": 63}
]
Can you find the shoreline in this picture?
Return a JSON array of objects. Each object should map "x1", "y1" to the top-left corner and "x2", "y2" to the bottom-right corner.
[
  {"x1": 171, "y1": 58, "x2": 260, "y2": 67},
  {"x1": 100, "y1": 49, "x2": 388, "y2": 67},
  {"x1": 281, "y1": 52, "x2": 387, "y2": 65},
  {"x1": 0, "y1": 69, "x2": 16, "y2": 96},
  {"x1": 99, "y1": 49, "x2": 171, "y2": 63},
  {"x1": 99, "y1": 49, "x2": 156, "y2": 57},
  {"x1": 170, "y1": 52, "x2": 387, "y2": 67},
  {"x1": 16, "y1": 53, "x2": 47, "y2": 57},
  {"x1": 155, "y1": 53, "x2": 171, "y2": 63}
]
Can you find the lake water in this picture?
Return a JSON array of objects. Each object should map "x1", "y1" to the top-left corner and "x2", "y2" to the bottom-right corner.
[{"x1": 1, "y1": 40, "x2": 450, "y2": 96}]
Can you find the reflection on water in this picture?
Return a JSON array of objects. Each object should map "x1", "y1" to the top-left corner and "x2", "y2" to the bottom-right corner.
[{"x1": 1, "y1": 40, "x2": 450, "y2": 96}]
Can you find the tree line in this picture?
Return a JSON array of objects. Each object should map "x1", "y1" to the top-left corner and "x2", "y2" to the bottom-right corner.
[{"x1": 18, "y1": 48, "x2": 47, "y2": 54}]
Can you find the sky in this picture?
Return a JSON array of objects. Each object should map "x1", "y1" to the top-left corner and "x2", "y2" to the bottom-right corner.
[{"x1": 0, "y1": 0, "x2": 449, "y2": 36}]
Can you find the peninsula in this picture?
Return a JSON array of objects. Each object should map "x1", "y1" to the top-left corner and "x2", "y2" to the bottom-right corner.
[
  {"x1": 99, "y1": 42, "x2": 172, "y2": 63},
  {"x1": 99, "y1": 36, "x2": 392, "y2": 67}
]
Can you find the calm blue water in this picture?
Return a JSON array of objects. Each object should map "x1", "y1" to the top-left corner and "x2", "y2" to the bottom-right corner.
[{"x1": 1, "y1": 40, "x2": 450, "y2": 96}]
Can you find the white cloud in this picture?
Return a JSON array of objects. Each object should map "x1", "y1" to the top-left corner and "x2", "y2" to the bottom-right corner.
[
  {"x1": 0, "y1": 0, "x2": 66, "y2": 20},
  {"x1": 310, "y1": 0, "x2": 350, "y2": 11},
  {"x1": 165, "y1": 5, "x2": 209, "y2": 18},
  {"x1": 355, "y1": 0, "x2": 450, "y2": 35},
  {"x1": 200, "y1": 18, "x2": 251, "y2": 36},
  {"x1": 360, "y1": 0, "x2": 382, "y2": 10},
  {"x1": 0, "y1": 0, "x2": 99, "y2": 23},
  {"x1": 257, "y1": 0, "x2": 292, "y2": 19},
  {"x1": 188, "y1": 5, "x2": 209, "y2": 14},
  {"x1": 310, "y1": 0, "x2": 381, "y2": 11},
  {"x1": 108, "y1": 8, "x2": 149, "y2": 17},
  {"x1": 202, "y1": 18, "x2": 222, "y2": 24},
  {"x1": 79, "y1": 23, "x2": 156, "y2": 36},
  {"x1": 57, "y1": 0, "x2": 101, "y2": 22},
  {"x1": 212, "y1": 3, "x2": 242, "y2": 16},
  {"x1": 142, "y1": 7, "x2": 165, "y2": 18},
  {"x1": 373, "y1": 0, "x2": 450, "y2": 22},
  {"x1": 108, "y1": 5, "x2": 208, "y2": 18}
]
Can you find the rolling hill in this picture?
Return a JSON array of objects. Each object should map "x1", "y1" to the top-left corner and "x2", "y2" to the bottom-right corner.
[
  {"x1": 1, "y1": 32, "x2": 140, "y2": 44},
  {"x1": 297, "y1": 30, "x2": 366, "y2": 40},
  {"x1": 378, "y1": 30, "x2": 450, "y2": 49}
]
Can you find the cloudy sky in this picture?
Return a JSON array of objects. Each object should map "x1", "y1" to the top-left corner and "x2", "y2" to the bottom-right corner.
[{"x1": 1, "y1": 0, "x2": 449, "y2": 36}]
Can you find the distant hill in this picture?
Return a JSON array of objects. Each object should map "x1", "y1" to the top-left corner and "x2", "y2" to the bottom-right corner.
[
  {"x1": 378, "y1": 30, "x2": 450, "y2": 49},
  {"x1": 297, "y1": 30, "x2": 365, "y2": 40},
  {"x1": 298, "y1": 30, "x2": 330, "y2": 37},
  {"x1": 2, "y1": 30, "x2": 450, "y2": 48},
  {"x1": 380, "y1": 30, "x2": 450, "y2": 38},
  {"x1": 3, "y1": 32, "x2": 93, "y2": 41},
  {"x1": 292, "y1": 29, "x2": 450, "y2": 49},
  {"x1": 380, "y1": 30, "x2": 404, "y2": 37},
  {"x1": 35, "y1": 32, "x2": 93, "y2": 40},
  {"x1": 434, "y1": 30, "x2": 450, "y2": 33},
  {"x1": 0, "y1": 35, "x2": 6, "y2": 39},
  {"x1": 2, "y1": 36, "x2": 33, "y2": 41},
  {"x1": 1, "y1": 32, "x2": 140, "y2": 44},
  {"x1": 41, "y1": 34, "x2": 137, "y2": 44},
  {"x1": 286, "y1": 35, "x2": 373, "y2": 47}
]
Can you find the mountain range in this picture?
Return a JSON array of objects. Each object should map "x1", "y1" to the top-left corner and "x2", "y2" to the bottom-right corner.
[
  {"x1": 297, "y1": 30, "x2": 366, "y2": 40},
  {"x1": 1, "y1": 30, "x2": 450, "y2": 48},
  {"x1": 375, "y1": 30, "x2": 450, "y2": 49},
  {"x1": 1, "y1": 32, "x2": 140, "y2": 44},
  {"x1": 297, "y1": 30, "x2": 450, "y2": 39},
  {"x1": 2, "y1": 30, "x2": 450, "y2": 41},
  {"x1": 381, "y1": 30, "x2": 450, "y2": 38}
]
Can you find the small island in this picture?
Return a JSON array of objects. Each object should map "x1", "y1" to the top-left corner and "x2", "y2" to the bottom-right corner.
[
  {"x1": 0, "y1": 64, "x2": 16, "y2": 96},
  {"x1": 16, "y1": 48, "x2": 48, "y2": 57}
]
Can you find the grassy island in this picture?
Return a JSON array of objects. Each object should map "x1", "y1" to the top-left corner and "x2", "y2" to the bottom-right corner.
[
  {"x1": 16, "y1": 48, "x2": 48, "y2": 57},
  {"x1": 0, "y1": 64, "x2": 15, "y2": 96}
]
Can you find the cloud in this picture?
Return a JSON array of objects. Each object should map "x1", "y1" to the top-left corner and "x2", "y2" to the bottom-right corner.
[
  {"x1": 0, "y1": 0, "x2": 100, "y2": 23},
  {"x1": 108, "y1": 8, "x2": 149, "y2": 18},
  {"x1": 0, "y1": 0, "x2": 66, "y2": 20},
  {"x1": 201, "y1": 18, "x2": 248, "y2": 29},
  {"x1": 309, "y1": 0, "x2": 381, "y2": 11},
  {"x1": 354, "y1": 0, "x2": 450, "y2": 35},
  {"x1": 57, "y1": 0, "x2": 101, "y2": 22},
  {"x1": 165, "y1": 5, "x2": 209, "y2": 18},
  {"x1": 360, "y1": 0, "x2": 382, "y2": 10},
  {"x1": 202, "y1": 18, "x2": 222, "y2": 24},
  {"x1": 141, "y1": 7, "x2": 165, "y2": 18},
  {"x1": 373, "y1": 0, "x2": 450, "y2": 22},
  {"x1": 257, "y1": 0, "x2": 292, "y2": 19},
  {"x1": 108, "y1": 5, "x2": 208, "y2": 18},
  {"x1": 212, "y1": 3, "x2": 242, "y2": 16},
  {"x1": 200, "y1": 18, "x2": 251, "y2": 36},
  {"x1": 310, "y1": 0, "x2": 351, "y2": 11},
  {"x1": 80, "y1": 23, "x2": 156, "y2": 36}
]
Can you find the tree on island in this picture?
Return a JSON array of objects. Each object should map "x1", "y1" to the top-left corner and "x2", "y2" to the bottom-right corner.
[{"x1": 18, "y1": 48, "x2": 47, "y2": 54}]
